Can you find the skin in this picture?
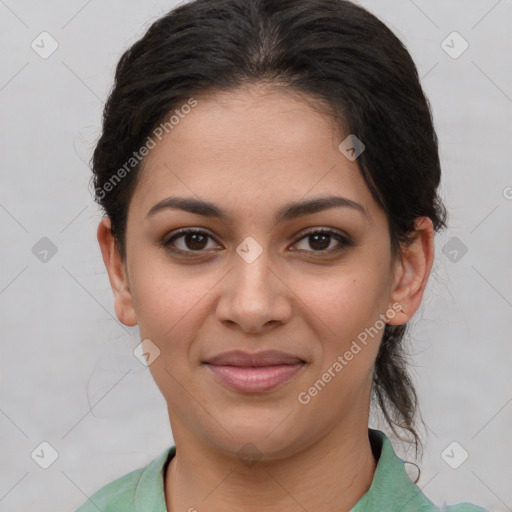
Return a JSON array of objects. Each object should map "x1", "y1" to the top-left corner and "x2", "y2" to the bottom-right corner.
[{"x1": 97, "y1": 83, "x2": 434, "y2": 512}]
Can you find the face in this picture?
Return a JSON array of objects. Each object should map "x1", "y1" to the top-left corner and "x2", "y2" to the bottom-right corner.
[{"x1": 98, "y1": 84, "x2": 433, "y2": 461}]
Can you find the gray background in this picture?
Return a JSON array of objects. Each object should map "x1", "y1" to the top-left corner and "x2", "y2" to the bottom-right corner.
[{"x1": 1, "y1": 0, "x2": 511, "y2": 510}]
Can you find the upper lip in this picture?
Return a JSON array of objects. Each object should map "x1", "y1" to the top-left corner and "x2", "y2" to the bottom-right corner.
[{"x1": 204, "y1": 350, "x2": 305, "y2": 367}]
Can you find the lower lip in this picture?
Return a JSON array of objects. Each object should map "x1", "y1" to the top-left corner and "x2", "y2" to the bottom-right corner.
[{"x1": 204, "y1": 363, "x2": 305, "y2": 393}]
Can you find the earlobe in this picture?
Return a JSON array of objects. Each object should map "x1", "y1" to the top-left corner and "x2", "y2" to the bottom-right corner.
[
  {"x1": 386, "y1": 217, "x2": 435, "y2": 326},
  {"x1": 97, "y1": 216, "x2": 138, "y2": 327}
]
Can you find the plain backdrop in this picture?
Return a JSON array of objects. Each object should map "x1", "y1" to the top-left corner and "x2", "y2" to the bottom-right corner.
[{"x1": 1, "y1": 0, "x2": 511, "y2": 510}]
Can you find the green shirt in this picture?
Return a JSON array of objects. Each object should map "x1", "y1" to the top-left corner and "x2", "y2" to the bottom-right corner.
[{"x1": 75, "y1": 429, "x2": 487, "y2": 512}]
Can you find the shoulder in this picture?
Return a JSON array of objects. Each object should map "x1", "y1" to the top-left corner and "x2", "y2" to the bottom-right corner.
[
  {"x1": 74, "y1": 466, "x2": 144, "y2": 512},
  {"x1": 361, "y1": 429, "x2": 489, "y2": 512},
  {"x1": 74, "y1": 446, "x2": 175, "y2": 512}
]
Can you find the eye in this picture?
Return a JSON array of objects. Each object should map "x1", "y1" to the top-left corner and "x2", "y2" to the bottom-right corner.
[
  {"x1": 161, "y1": 228, "x2": 221, "y2": 254},
  {"x1": 292, "y1": 228, "x2": 352, "y2": 255},
  {"x1": 161, "y1": 227, "x2": 352, "y2": 257}
]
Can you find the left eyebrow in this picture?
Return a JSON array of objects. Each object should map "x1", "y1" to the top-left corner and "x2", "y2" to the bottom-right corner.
[{"x1": 146, "y1": 195, "x2": 369, "y2": 223}]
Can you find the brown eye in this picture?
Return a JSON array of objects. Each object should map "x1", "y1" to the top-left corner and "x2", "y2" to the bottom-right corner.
[
  {"x1": 293, "y1": 228, "x2": 352, "y2": 255},
  {"x1": 162, "y1": 229, "x2": 220, "y2": 253},
  {"x1": 161, "y1": 227, "x2": 352, "y2": 258},
  {"x1": 306, "y1": 233, "x2": 331, "y2": 251}
]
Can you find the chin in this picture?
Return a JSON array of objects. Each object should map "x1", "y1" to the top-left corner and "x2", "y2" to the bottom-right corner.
[{"x1": 204, "y1": 413, "x2": 304, "y2": 462}]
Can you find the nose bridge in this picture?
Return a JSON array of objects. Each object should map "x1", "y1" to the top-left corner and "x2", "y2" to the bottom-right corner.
[
  {"x1": 217, "y1": 235, "x2": 292, "y2": 332},
  {"x1": 237, "y1": 246, "x2": 271, "y2": 291},
  {"x1": 233, "y1": 237, "x2": 275, "y2": 306}
]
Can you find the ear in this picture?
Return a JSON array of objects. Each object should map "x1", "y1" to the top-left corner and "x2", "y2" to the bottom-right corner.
[
  {"x1": 97, "y1": 216, "x2": 138, "y2": 327},
  {"x1": 386, "y1": 217, "x2": 435, "y2": 326}
]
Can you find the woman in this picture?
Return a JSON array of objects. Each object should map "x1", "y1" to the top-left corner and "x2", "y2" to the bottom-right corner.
[{"x1": 76, "y1": 0, "x2": 487, "y2": 510}]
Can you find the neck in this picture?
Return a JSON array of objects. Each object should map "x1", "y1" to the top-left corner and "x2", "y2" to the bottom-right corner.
[{"x1": 164, "y1": 421, "x2": 377, "y2": 512}]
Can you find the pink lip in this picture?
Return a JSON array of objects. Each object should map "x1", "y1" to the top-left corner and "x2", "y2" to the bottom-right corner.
[
  {"x1": 205, "y1": 363, "x2": 305, "y2": 393},
  {"x1": 203, "y1": 350, "x2": 306, "y2": 393}
]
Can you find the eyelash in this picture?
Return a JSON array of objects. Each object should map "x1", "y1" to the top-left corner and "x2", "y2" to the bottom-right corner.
[{"x1": 161, "y1": 227, "x2": 352, "y2": 257}]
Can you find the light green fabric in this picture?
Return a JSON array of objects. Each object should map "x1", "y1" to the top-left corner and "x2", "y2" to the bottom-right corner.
[{"x1": 75, "y1": 429, "x2": 488, "y2": 512}]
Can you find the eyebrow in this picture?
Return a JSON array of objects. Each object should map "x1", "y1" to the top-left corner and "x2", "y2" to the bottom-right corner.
[{"x1": 146, "y1": 195, "x2": 368, "y2": 223}]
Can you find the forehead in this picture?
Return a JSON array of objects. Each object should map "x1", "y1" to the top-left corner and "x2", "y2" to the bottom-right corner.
[{"x1": 129, "y1": 85, "x2": 380, "y2": 225}]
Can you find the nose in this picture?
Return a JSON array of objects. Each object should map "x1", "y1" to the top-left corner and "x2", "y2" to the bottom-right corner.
[{"x1": 215, "y1": 247, "x2": 293, "y2": 334}]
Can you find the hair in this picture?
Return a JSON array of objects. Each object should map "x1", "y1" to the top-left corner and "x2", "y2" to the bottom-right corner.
[{"x1": 90, "y1": 0, "x2": 447, "y2": 468}]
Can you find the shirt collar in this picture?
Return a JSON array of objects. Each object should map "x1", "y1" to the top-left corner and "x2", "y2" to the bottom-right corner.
[
  {"x1": 134, "y1": 444, "x2": 175, "y2": 512},
  {"x1": 351, "y1": 428, "x2": 434, "y2": 511},
  {"x1": 133, "y1": 428, "x2": 433, "y2": 512}
]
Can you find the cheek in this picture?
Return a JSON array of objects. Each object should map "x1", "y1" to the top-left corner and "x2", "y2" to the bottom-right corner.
[
  {"x1": 131, "y1": 266, "x2": 210, "y2": 400},
  {"x1": 130, "y1": 259, "x2": 210, "y2": 345},
  {"x1": 294, "y1": 258, "x2": 391, "y2": 398},
  {"x1": 296, "y1": 269, "x2": 387, "y2": 411},
  {"x1": 299, "y1": 262, "x2": 390, "y2": 341}
]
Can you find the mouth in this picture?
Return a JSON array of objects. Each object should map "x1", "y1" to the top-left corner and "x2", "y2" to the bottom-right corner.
[{"x1": 203, "y1": 350, "x2": 307, "y2": 393}]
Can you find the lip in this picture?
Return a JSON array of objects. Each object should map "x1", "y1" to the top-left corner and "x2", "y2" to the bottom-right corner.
[
  {"x1": 204, "y1": 349, "x2": 305, "y2": 367},
  {"x1": 203, "y1": 350, "x2": 306, "y2": 393}
]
